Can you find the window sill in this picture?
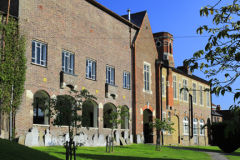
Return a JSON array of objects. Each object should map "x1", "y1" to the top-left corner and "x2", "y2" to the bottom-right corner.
[
  {"x1": 123, "y1": 87, "x2": 131, "y2": 90},
  {"x1": 86, "y1": 77, "x2": 96, "y2": 81},
  {"x1": 81, "y1": 127, "x2": 98, "y2": 129},
  {"x1": 31, "y1": 62, "x2": 47, "y2": 68},
  {"x1": 33, "y1": 124, "x2": 50, "y2": 127},
  {"x1": 63, "y1": 71, "x2": 78, "y2": 77},
  {"x1": 106, "y1": 83, "x2": 118, "y2": 87},
  {"x1": 143, "y1": 89, "x2": 152, "y2": 94}
]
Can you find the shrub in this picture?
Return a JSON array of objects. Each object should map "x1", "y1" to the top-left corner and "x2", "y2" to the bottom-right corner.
[{"x1": 211, "y1": 122, "x2": 240, "y2": 153}]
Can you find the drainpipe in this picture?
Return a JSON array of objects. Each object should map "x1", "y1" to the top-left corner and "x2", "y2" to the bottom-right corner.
[{"x1": 160, "y1": 61, "x2": 163, "y2": 145}]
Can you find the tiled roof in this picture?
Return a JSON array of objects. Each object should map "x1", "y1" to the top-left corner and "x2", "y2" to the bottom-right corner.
[{"x1": 122, "y1": 11, "x2": 146, "y2": 27}]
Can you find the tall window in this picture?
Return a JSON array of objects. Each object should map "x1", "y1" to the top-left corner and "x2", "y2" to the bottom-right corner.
[
  {"x1": 62, "y1": 51, "x2": 74, "y2": 74},
  {"x1": 193, "y1": 83, "x2": 197, "y2": 104},
  {"x1": 32, "y1": 41, "x2": 47, "y2": 66},
  {"x1": 206, "y1": 90, "x2": 210, "y2": 107},
  {"x1": 183, "y1": 79, "x2": 188, "y2": 101},
  {"x1": 86, "y1": 59, "x2": 96, "y2": 80},
  {"x1": 199, "y1": 86, "x2": 203, "y2": 105},
  {"x1": 179, "y1": 82, "x2": 182, "y2": 100},
  {"x1": 144, "y1": 64, "x2": 150, "y2": 91},
  {"x1": 183, "y1": 117, "x2": 189, "y2": 135},
  {"x1": 199, "y1": 119, "x2": 204, "y2": 136},
  {"x1": 123, "y1": 71, "x2": 130, "y2": 89},
  {"x1": 193, "y1": 118, "x2": 198, "y2": 135},
  {"x1": 173, "y1": 75, "x2": 177, "y2": 99},
  {"x1": 162, "y1": 76, "x2": 165, "y2": 96},
  {"x1": 106, "y1": 66, "x2": 115, "y2": 85}
]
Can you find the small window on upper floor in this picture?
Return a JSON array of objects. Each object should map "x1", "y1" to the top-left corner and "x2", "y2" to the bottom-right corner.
[
  {"x1": 123, "y1": 71, "x2": 130, "y2": 89},
  {"x1": 193, "y1": 83, "x2": 197, "y2": 104},
  {"x1": 173, "y1": 75, "x2": 177, "y2": 99},
  {"x1": 86, "y1": 59, "x2": 96, "y2": 80},
  {"x1": 106, "y1": 66, "x2": 115, "y2": 85},
  {"x1": 206, "y1": 89, "x2": 210, "y2": 107},
  {"x1": 62, "y1": 50, "x2": 74, "y2": 74},
  {"x1": 183, "y1": 79, "x2": 188, "y2": 101},
  {"x1": 144, "y1": 64, "x2": 150, "y2": 91},
  {"x1": 199, "y1": 85, "x2": 203, "y2": 105},
  {"x1": 32, "y1": 40, "x2": 47, "y2": 66}
]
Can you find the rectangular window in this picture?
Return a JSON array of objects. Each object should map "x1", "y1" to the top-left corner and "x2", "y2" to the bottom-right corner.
[
  {"x1": 199, "y1": 86, "x2": 203, "y2": 105},
  {"x1": 179, "y1": 83, "x2": 182, "y2": 100},
  {"x1": 123, "y1": 71, "x2": 130, "y2": 89},
  {"x1": 144, "y1": 64, "x2": 150, "y2": 91},
  {"x1": 183, "y1": 79, "x2": 188, "y2": 101},
  {"x1": 106, "y1": 66, "x2": 115, "y2": 85},
  {"x1": 86, "y1": 59, "x2": 96, "y2": 80},
  {"x1": 162, "y1": 76, "x2": 165, "y2": 96},
  {"x1": 206, "y1": 89, "x2": 210, "y2": 107},
  {"x1": 173, "y1": 75, "x2": 177, "y2": 99},
  {"x1": 193, "y1": 83, "x2": 197, "y2": 104},
  {"x1": 62, "y1": 51, "x2": 74, "y2": 74},
  {"x1": 32, "y1": 41, "x2": 47, "y2": 66}
]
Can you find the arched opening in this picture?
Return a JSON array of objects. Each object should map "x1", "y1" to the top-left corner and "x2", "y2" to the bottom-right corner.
[
  {"x1": 193, "y1": 118, "x2": 198, "y2": 144},
  {"x1": 121, "y1": 105, "x2": 129, "y2": 129},
  {"x1": 82, "y1": 99, "x2": 98, "y2": 128},
  {"x1": 183, "y1": 117, "x2": 189, "y2": 135},
  {"x1": 143, "y1": 109, "x2": 153, "y2": 143},
  {"x1": 103, "y1": 103, "x2": 116, "y2": 128},
  {"x1": 33, "y1": 90, "x2": 50, "y2": 125},
  {"x1": 172, "y1": 115, "x2": 179, "y2": 145},
  {"x1": 199, "y1": 119, "x2": 205, "y2": 136}
]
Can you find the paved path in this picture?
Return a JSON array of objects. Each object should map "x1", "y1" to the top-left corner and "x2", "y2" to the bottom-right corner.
[{"x1": 167, "y1": 146, "x2": 228, "y2": 160}]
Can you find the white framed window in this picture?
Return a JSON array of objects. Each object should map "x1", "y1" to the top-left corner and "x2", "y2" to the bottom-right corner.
[
  {"x1": 193, "y1": 83, "x2": 197, "y2": 104},
  {"x1": 199, "y1": 119, "x2": 204, "y2": 136},
  {"x1": 144, "y1": 64, "x2": 150, "y2": 91},
  {"x1": 183, "y1": 79, "x2": 188, "y2": 101},
  {"x1": 199, "y1": 85, "x2": 203, "y2": 105},
  {"x1": 86, "y1": 59, "x2": 96, "y2": 80},
  {"x1": 106, "y1": 66, "x2": 115, "y2": 85},
  {"x1": 32, "y1": 40, "x2": 47, "y2": 66},
  {"x1": 123, "y1": 71, "x2": 130, "y2": 89},
  {"x1": 193, "y1": 118, "x2": 198, "y2": 135},
  {"x1": 62, "y1": 50, "x2": 74, "y2": 74},
  {"x1": 162, "y1": 76, "x2": 165, "y2": 96},
  {"x1": 183, "y1": 117, "x2": 189, "y2": 135},
  {"x1": 179, "y1": 82, "x2": 182, "y2": 100},
  {"x1": 206, "y1": 89, "x2": 210, "y2": 107},
  {"x1": 173, "y1": 75, "x2": 177, "y2": 99}
]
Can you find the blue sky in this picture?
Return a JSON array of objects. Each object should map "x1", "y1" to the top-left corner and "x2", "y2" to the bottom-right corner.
[{"x1": 95, "y1": 0, "x2": 237, "y2": 110}]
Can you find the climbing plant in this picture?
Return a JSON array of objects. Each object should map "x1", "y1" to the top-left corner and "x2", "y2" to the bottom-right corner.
[{"x1": 0, "y1": 17, "x2": 27, "y2": 114}]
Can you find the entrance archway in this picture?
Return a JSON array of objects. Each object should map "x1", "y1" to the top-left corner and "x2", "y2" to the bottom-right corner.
[
  {"x1": 143, "y1": 109, "x2": 153, "y2": 143},
  {"x1": 103, "y1": 103, "x2": 116, "y2": 128},
  {"x1": 121, "y1": 105, "x2": 129, "y2": 129},
  {"x1": 33, "y1": 90, "x2": 49, "y2": 125},
  {"x1": 82, "y1": 99, "x2": 98, "y2": 128}
]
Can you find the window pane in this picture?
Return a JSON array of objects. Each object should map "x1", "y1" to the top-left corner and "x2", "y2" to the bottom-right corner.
[
  {"x1": 62, "y1": 52, "x2": 65, "y2": 71},
  {"x1": 42, "y1": 45, "x2": 46, "y2": 66},
  {"x1": 89, "y1": 62, "x2": 92, "y2": 78},
  {"x1": 106, "y1": 67, "x2": 108, "y2": 83},
  {"x1": 37, "y1": 44, "x2": 41, "y2": 64},
  {"x1": 32, "y1": 41, "x2": 35, "y2": 63},
  {"x1": 92, "y1": 61, "x2": 96, "y2": 80},
  {"x1": 86, "y1": 60, "x2": 89, "y2": 77},
  {"x1": 70, "y1": 54, "x2": 74, "y2": 74},
  {"x1": 107, "y1": 68, "x2": 111, "y2": 84},
  {"x1": 111, "y1": 68, "x2": 114, "y2": 85},
  {"x1": 65, "y1": 56, "x2": 68, "y2": 72}
]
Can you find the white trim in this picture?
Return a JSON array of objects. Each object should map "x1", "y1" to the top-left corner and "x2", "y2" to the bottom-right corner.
[{"x1": 143, "y1": 61, "x2": 152, "y2": 94}]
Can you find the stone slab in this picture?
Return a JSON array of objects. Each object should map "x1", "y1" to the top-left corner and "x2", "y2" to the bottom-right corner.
[
  {"x1": 119, "y1": 137, "x2": 126, "y2": 146},
  {"x1": 18, "y1": 134, "x2": 26, "y2": 145}
]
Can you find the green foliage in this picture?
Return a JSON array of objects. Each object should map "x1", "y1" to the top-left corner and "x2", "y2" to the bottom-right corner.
[
  {"x1": 0, "y1": 17, "x2": 27, "y2": 114},
  {"x1": 34, "y1": 89, "x2": 96, "y2": 140},
  {"x1": 211, "y1": 122, "x2": 240, "y2": 153},
  {"x1": 184, "y1": 0, "x2": 240, "y2": 136}
]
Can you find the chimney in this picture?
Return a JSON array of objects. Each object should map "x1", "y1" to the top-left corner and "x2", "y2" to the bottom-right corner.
[{"x1": 127, "y1": 9, "x2": 131, "y2": 22}]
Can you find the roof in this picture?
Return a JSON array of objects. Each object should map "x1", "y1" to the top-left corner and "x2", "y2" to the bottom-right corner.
[
  {"x1": 122, "y1": 11, "x2": 146, "y2": 27},
  {"x1": 86, "y1": 0, "x2": 139, "y2": 30}
]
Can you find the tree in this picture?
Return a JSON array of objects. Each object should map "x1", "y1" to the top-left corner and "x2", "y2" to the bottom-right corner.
[
  {"x1": 103, "y1": 105, "x2": 130, "y2": 152},
  {"x1": 34, "y1": 89, "x2": 96, "y2": 159},
  {"x1": 0, "y1": 17, "x2": 27, "y2": 139},
  {"x1": 149, "y1": 118, "x2": 175, "y2": 151},
  {"x1": 184, "y1": 0, "x2": 240, "y2": 137}
]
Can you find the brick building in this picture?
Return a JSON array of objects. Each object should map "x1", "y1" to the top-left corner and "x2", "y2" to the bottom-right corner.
[{"x1": 0, "y1": 0, "x2": 211, "y2": 146}]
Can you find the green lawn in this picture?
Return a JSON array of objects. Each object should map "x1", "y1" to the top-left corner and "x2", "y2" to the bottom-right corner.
[
  {"x1": 181, "y1": 146, "x2": 240, "y2": 160},
  {"x1": 0, "y1": 138, "x2": 212, "y2": 160}
]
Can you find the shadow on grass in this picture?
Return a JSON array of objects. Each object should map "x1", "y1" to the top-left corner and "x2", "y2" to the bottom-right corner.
[
  {"x1": 55, "y1": 152, "x2": 181, "y2": 160},
  {"x1": 167, "y1": 146, "x2": 240, "y2": 157}
]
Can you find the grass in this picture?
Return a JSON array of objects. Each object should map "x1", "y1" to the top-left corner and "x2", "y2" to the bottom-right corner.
[
  {"x1": 33, "y1": 144, "x2": 211, "y2": 160},
  {"x1": 180, "y1": 146, "x2": 240, "y2": 160},
  {"x1": 0, "y1": 138, "x2": 212, "y2": 160}
]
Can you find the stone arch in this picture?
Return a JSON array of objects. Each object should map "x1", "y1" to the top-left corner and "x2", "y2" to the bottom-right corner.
[
  {"x1": 82, "y1": 99, "x2": 98, "y2": 128},
  {"x1": 143, "y1": 109, "x2": 153, "y2": 143},
  {"x1": 141, "y1": 105, "x2": 153, "y2": 113},
  {"x1": 103, "y1": 103, "x2": 117, "y2": 128},
  {"x1": 33, "y1": 90, "x2": 50, "y2": 125},
  {"x1": 121, "y1": 105, "x2": 129, "y2": 129}
]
